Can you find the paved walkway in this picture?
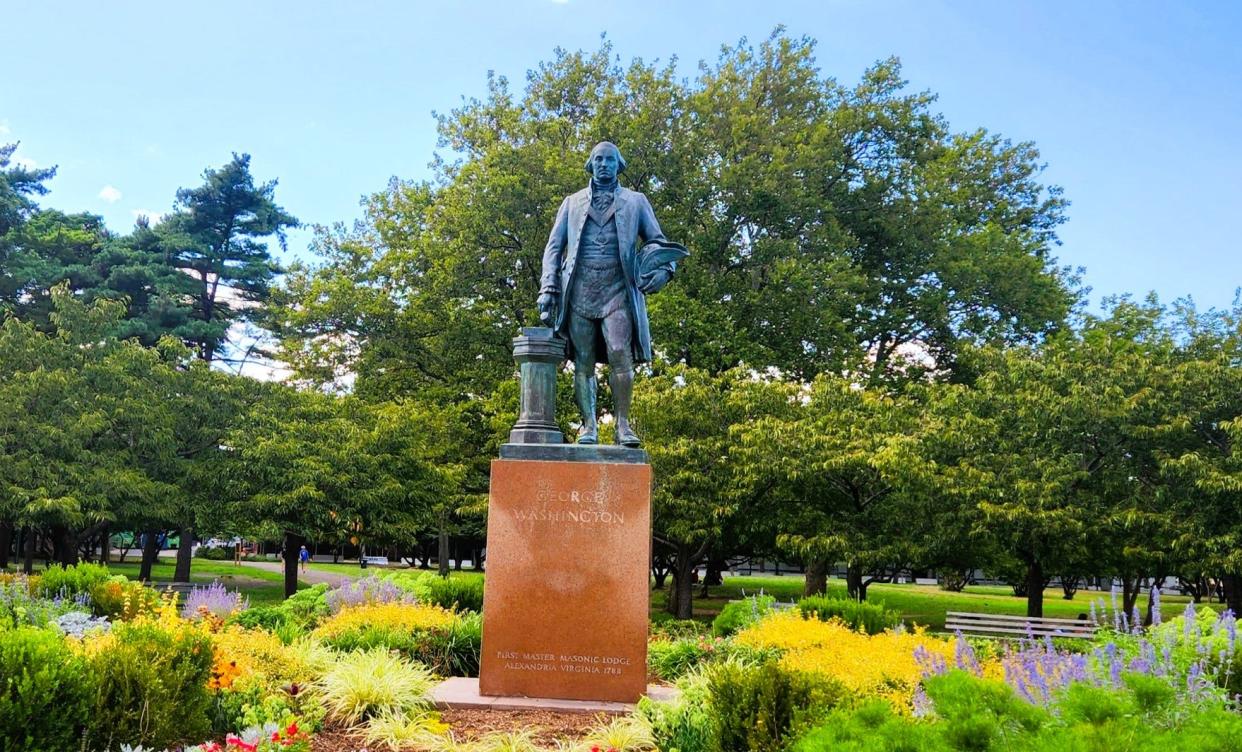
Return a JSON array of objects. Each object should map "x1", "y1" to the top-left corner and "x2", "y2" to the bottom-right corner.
[{"x1": 236, "y1": 560, "x2": 356, "y2": 588}]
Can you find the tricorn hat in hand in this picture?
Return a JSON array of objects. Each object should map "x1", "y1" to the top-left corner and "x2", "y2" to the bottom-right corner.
[{"x1": 637, "y1": 240, "x2": 689, "y2": 279}]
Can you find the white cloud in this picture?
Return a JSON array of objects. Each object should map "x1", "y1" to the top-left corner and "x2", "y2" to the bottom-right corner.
[
  {"x1": 131, "y1": 209, "x2": 166, "y2": 225},
  {"x1": 98, "y1": 185, "x2": 122, "y2": 203}
]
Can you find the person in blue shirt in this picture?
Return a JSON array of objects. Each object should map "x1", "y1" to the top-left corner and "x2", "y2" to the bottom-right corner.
[{"x1": 298, "y1": 544, "x2": 310, "y2": 573}]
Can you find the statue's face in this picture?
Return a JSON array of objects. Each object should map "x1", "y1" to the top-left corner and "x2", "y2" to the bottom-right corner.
[{"x1": 590, "y1": 150, "x2": 619, "y2": 182}]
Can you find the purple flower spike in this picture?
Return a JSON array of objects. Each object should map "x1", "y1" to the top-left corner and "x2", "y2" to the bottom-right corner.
[{"x1": 182, "y1": 580, "x2": 248, "y2": 619}]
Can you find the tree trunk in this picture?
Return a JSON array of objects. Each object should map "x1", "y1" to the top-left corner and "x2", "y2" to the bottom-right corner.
[
  {"x1": 138, "y1": 530, "x2": 160, "y2": 582},
  {"x1": 1025, "y1": 559, "x2": 1045, "y2": 618},
  {"x1": 99, "y1": 527, "x2": 110, "y2": 564},
  {"x1": 846, "y1": 564, "x2": 869, "y2": 601},
  {"x1": 666, "y1": 545, "x2": 696, "y2": 619},
  {"x1": 50, "y1": 525, "x2": 78, "y2": 567},
  {"x1": 1120, "y1": 574, "x2": 1143, "y2": 622},
  {"x1": 22, "y1": 526, "x2": 36, "y2": 574},
  {"x1": 0, "y1": 522, "x2": 11, "y2": 569},
  {"x1": 1222, "y1": 573, "x2": 1242, "y2": 618},
  {"x1": 438, "y1": 525, "x2": 450, "y2": 578},
  {"x1": 1144, "y1": 576, "x2": 1166, "y2": 626},
  {"x1": 283, "y1": 531, "x2": 304, "y2": 598},
  {"x1": 698, "y1": 557, "x2": 724, "y2": 598},
  {"x1": 1060, "y1": 575, "x2": 1080, "y2": 600},
  {"x1": 938, "y1": 569, "x2": 972, "y2": 592},
  {"x1": 174, "y1": 526, "x2": 194, "y2": 582},
  {"x1": 804, "y1": 557, "x2": 828, "y2": 597}
]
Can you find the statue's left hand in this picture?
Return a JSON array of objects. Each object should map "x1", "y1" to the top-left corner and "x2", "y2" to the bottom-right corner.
[{"x1": 639, "y1": 268, "x2": 672, "y2": 295}]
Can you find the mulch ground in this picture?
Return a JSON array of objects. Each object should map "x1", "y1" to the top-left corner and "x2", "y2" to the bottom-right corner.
[{"x1": 310, "y1": 709, "x2": 622, "y2": 751}]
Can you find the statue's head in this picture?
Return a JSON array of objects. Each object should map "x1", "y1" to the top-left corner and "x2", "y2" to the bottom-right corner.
[{"x1": 584, "y1": 141, "x2": 626, "y2": 182}]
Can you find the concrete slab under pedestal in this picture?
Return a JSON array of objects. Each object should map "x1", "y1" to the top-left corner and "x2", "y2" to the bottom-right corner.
[{"x1": 433, "y1": 677, "x2": 680, "y2": 714}]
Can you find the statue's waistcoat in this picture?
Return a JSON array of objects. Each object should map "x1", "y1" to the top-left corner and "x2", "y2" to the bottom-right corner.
[{"x1": 569, "y1": 197, "x2": 627, "y2": 319}]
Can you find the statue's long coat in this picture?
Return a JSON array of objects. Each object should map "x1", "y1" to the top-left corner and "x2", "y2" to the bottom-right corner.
[{"x1": 539, "y1": 185, "x2": 667, "y2": 364}]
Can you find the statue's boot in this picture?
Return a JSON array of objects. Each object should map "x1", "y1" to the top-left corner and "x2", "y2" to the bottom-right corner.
[
  {"x1": 616, "y1": 418, "x2": 641, "y2": 447},
  {"x1": 575, "y1": 366, "x2": 599, "y2": 444}
]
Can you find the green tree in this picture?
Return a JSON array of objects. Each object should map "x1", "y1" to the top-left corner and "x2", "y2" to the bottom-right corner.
[
  {"x1": 229, "y1": 388, "x2": 457, "y2": 596},
  {"x1": 736, "y1": 377, "x2": 925, "y2": 600},
  {"x1": 1157, "y1": 301, "x2": 1242, "y2": 615},
  {"x1": 157, "y1": 153, "x2": 297, "y2": 364},
  {"x1": 634, "y1": 366, "x2": 795, "y2": 617}
]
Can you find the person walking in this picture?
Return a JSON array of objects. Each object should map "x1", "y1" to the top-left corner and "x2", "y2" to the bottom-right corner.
[{"x1": 298, "y1": 544, "x2": 310, "y2": 574}]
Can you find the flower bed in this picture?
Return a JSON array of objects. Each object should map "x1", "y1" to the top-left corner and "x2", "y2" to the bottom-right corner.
[{"x1": 3, "y1": 564, "x2": 1239, "y2": 751}]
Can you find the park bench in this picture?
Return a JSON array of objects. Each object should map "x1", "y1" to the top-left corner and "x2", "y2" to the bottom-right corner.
[
  {"x1": 361, "y1": 555, "x2": 390, "y2": 566},
  {"x1": 945, "y1": 611, "x2": 1096, "y2": 639}
]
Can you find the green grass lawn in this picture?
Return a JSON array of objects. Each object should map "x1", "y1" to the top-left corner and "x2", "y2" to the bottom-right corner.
[
  {"x1": 9, "y1": 559, "x2": 1221, "y2": 628},
  {"x1": 304, "y1": 561, "x2": 486, "y2": 582},
  {"x1": 650, "y1": 574, "x2": 1220, "y2": 631}
]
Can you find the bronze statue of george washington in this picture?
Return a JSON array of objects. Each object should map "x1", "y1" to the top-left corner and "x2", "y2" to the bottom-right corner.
[{"x1": 537, "y1": 142, "x2": 686, "y2": 448}]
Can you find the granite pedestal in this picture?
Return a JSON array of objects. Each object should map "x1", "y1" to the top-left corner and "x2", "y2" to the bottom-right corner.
[{"x1": 479, "y1": 444, "x2": 652, "y2": 703}]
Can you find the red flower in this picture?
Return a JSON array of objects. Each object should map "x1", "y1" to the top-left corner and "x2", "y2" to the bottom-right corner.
[
  {"x1": 272, "y1": 730, "x2": 281, "y2": 741},
  {"x1": 286, "y1": 721, "x2": 299, "y2": 736},
  {"x1": 225, "y1": 736, "x2": 258, "y2": 752}
]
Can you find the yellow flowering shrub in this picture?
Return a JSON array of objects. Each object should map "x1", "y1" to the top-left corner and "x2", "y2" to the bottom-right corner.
[
  {"x1": 313, "y1": 602, "x2": 456, "y2": 641},
  {"x1": 210, "y1": 625, "x2": 317, "y2": 691},
  {"x1": 734, "y1": 611, "x2": 981, "y2": 711}
]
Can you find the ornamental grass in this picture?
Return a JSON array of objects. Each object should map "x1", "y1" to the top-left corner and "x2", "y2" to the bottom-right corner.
[{"x1": 734, "y1": 610, "x2": 964, "y2": 710}]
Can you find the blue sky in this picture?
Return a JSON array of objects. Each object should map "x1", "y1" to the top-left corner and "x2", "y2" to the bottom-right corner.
[{"x1": 3, "y1": 1, "x2": 1240, "y2": 312}]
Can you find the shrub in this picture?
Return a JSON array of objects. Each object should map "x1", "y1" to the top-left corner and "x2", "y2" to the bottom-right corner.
[
  {"x1": 316, "y1": 648, "x2": 435, "y2": 725},
  {"x1": 0, "y1": 626, "x2": 95, "y2": 752},
  {"x1": 797, "y1": 595, "x2": 900, "y2": 635},
  {"x1": 36, "y1": 561, "x2": 112, "y2": 598},
  {"x1": 195, "y1": 545, "x2": 231, "y2": 560},
  {"x1": 86, "y1": 621, "x2": 215, "y2": 750},
  {"x1": 712, "y1": 594, "x2": 776, "y2": 637},
  {"x1": 314, "y1": 602, "x2": 457, "y2": 652},
  {"x1": 53, "y1": 610, "x2": 111, "y2": 637},
  {"x1": 89, "y1": 575, "x2": 160, "y2": 620},
  {"x1": 793, "y1": 670, "x2": 1242, "y2": 752},
  {"x1": 210, "y1": 626, "x2": 318, "y2": 692},
  {"x1": 182, "y1": 580, "x2": 248, "y2": 621},
  {"x1": 649, "y1": 636, "x2": 726, "y2": 681},
  {"x1": 426, "y1": 576, "x2": 484, "y2": 612},
  {"x1": 411, "y1": 610, "x2": 483, "y2": 677},
  {"x1": 384, "y1": 572, "x2": 485, "y2": 612},
  {"x1": 651, "y1": 617, "x2": 711, "y2": 639},
  {"x1": 707, "y1": 660, "x2": 844, "y2": 752},
  {"x1": 229, "y1": 583, "x2": 330, "y2": 634},
  {"x1": 0, "y1": 577, "x2": 84, "y2": 628},
  {"x1": 638, "y1": 669, "x2": 716, "y2": 752},
  {"x1": 326, "y1": 575, "x2": 411, "y2": 613},
  {"x1": 736, "y1": 611, "x2": 955, "y2": 710}
]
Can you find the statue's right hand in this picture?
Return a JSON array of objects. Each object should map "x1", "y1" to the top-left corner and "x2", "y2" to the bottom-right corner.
[{"x1": 537, "y1": 292, "x2": 558, "y2": 324}]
